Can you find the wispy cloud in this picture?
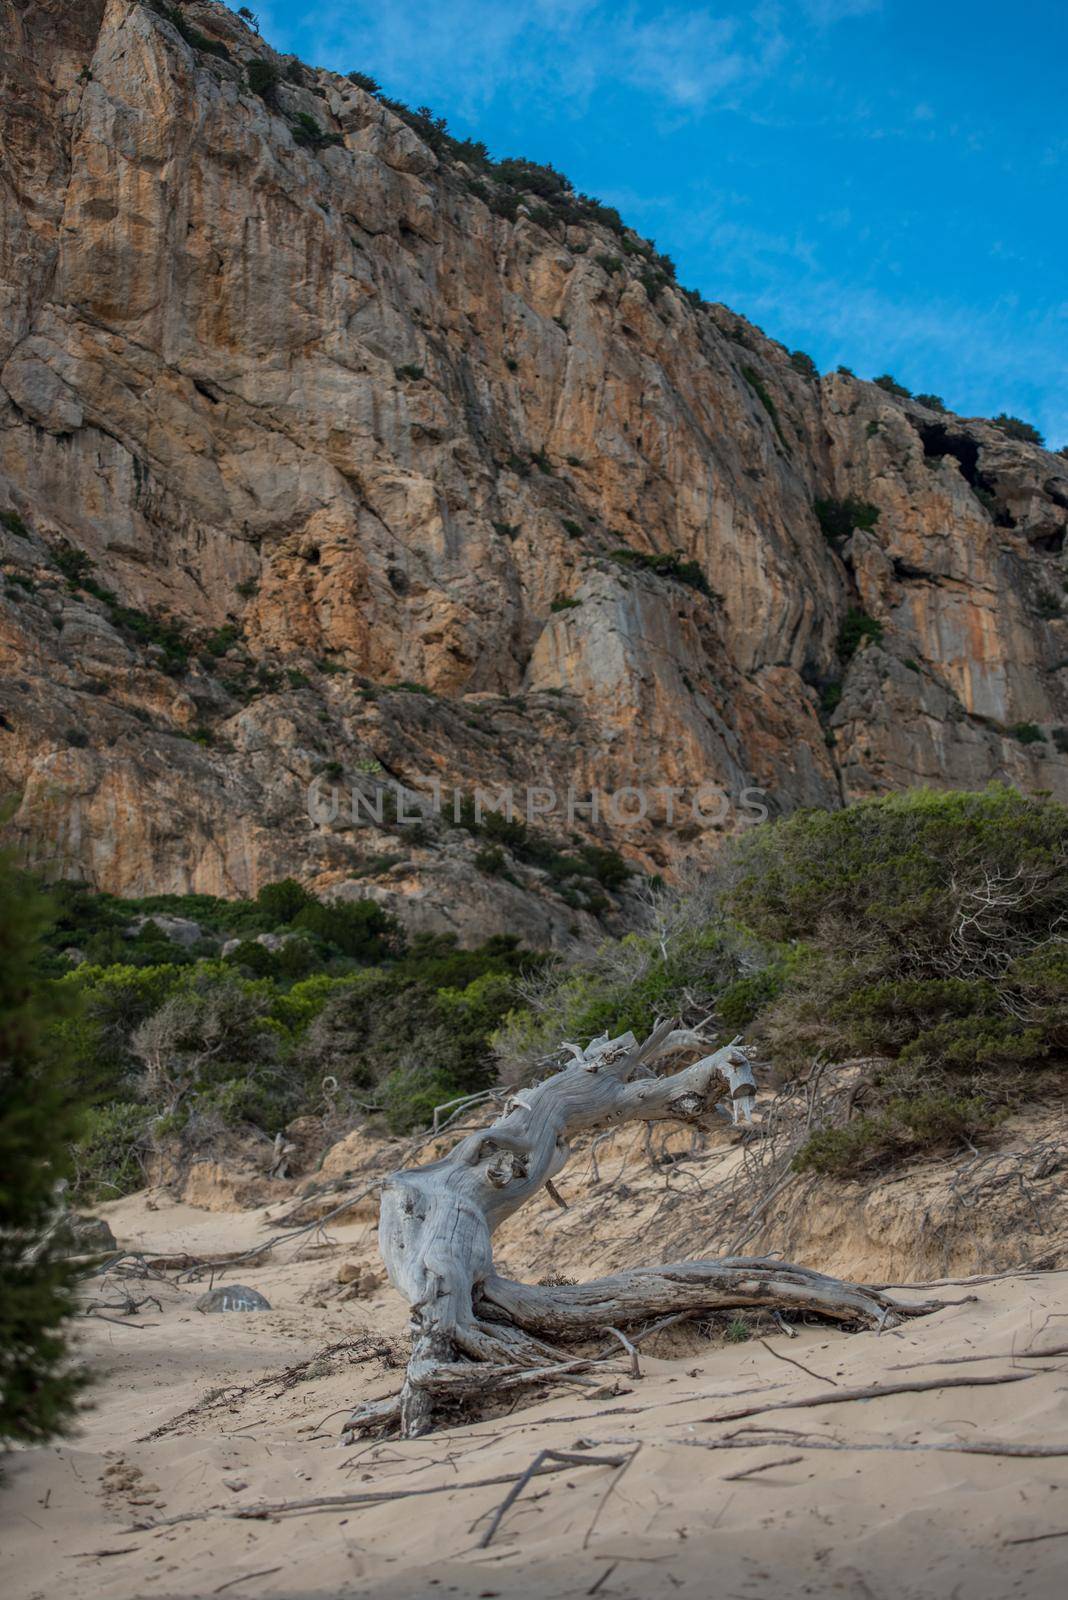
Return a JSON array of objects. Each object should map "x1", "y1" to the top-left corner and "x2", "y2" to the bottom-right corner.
[
  {"x1": 726, "y1": 274, "x2": 1068, "y2": 446},
  {"x1": 253, "y1": 0, "x2": 1065, "y2": 448},
  {"x1": 269, "y1": 2, "x2": 831, "y2": 121},
  {"x1": 801, "y1": 0, "x2": 881, "y2": 24}
]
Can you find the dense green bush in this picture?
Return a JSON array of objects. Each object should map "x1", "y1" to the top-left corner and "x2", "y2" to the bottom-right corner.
[
  {"x1": 0, "y1": 858, "x2": 86, "y2": 1446},
  {"x1": 837, "y1": 607, "x2": 884, "y2": 659},
  {"x1": 788, "y1": 350, "x2": 818, "y2": 380},
  {"x1": 1, "y1": 508, "x2": 30, "y2": 538},
  {"x1": 52, "y1": 539, "x2": 95, "y2": 588},
  {"x1": 154, "y1": 3, "x2": 231, "y2": 59},
  {"x1": 297, "y1": 961, "x2": 522, "y2": 1132},
  {"x1": 450, "y1": 802, "x2": 630, "y2": 895},
  {"x1": 71, "y1": 1102, "x2": 154, "y2": 1202},
  {"x1": 247, "y1": 59, "x2": 281, "y2": 98},
  {"x1": 793, "y1": 1093, "x2": 993, "y2": 1176},
  {"x1": 255, "y1": 878, "x2": 312, "y2": 923},
  {"x1": 609, "y1": 547, "x2": 711, "y2": 595},
  {"x1": 814, "y1": 497, "x2": 880, "y2": 543},
  {"x1": 38, "y1": 870, "x2": 544, "y2": 1156},
  {"x1": 726, "y1": 788, "x2": 1067, "y2": 1162},
  {"x1": 292, "y1": 898, "x2": 402, "y2": 960},
  {"x1": 991, "y1": 414, "x2": 1044, "y2": 447},
  {"x1": 873, "y1": 373, "x2": 911, "y2": 397},
  {"x1": 914, "y1": 393, "x2": 947, "y2": 412},
  {"x1": 499, "y1": 787, "x2": 1068, "y2": 1175},
  {"x1": 292, "y1": 113, "x2": 343, "y2": 151}
]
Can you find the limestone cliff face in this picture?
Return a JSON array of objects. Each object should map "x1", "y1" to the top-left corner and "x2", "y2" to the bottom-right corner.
[{"x1": 2, "y1": 0, "x2": 1066, "y2": 939}]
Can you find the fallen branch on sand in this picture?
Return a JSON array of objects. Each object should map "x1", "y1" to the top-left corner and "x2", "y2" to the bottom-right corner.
[
  {"x1": 129, "y1": 1452, "x2": 629, "y2": 1532},
  {"x1": 683, "y1": 1431, "x2": 1068, "y2": 1461},
  {"x1": 887, "y1": 1342, "x2": 1068, "y2": 1370},
  {"x1": 344, "y1": 1019, "x2": 943, "y2": 1440},
  {"x1": 694, "y1": 1369, "x2": 1036, "y2": 1425}
]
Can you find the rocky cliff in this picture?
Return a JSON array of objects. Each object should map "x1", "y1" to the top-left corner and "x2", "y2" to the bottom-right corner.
[{"x1": 2, "y1": 0, "x2": 1067, "y2": 943}]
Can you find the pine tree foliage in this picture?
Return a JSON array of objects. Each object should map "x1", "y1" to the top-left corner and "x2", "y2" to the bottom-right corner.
[{"x1": 0, "y1": 856, "x2": 86, "y2": 1447}]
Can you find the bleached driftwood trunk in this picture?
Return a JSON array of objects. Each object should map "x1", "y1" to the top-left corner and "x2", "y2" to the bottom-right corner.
[{"x1": 348, "y1": 1022, "x2": 929, "y2": 1439}]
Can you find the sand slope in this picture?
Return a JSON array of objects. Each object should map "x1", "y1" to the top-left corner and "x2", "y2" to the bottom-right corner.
[{"x1": 3, "y1": 1183, "x2": 1067, "y2": 1600}]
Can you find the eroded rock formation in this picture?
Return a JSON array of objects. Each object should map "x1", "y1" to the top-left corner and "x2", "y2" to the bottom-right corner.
[{"x1": 2, "y1": 0, "x2": 1066, "y2": 938}]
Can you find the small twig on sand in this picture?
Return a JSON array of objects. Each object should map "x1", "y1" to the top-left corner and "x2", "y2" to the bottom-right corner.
[
  {"x1": 722, "y1": 1454, "x2": 804, "y2": 1481},
  {"x1": 212, "y1": 1569, "x2": 284, "y2": 1594},
  {"x1": 477, "y1": 1451, "x2": 629, "y2": 1549},
  {"x1": 869, "y1": 1265, "x2": 1068, "y2": 1290},
  {"x1": 888, "y1": 1343, "x2": 1068, "y2": 1371},
  {"x1": 582, "y1": 1446, "x2": 641, "y2": 1550},
  {"x1": 758, "y1": 1338, "x2": 836, "y2": 1386},
  {"x1": 602, "y1": 1327, "x2": 642, "y2": 1379},
  {"x1": 587, "y1": 1560, "x2": 618, "y2": 1594},
  {"x1": 71, "y1": 1546, "x2": 142, "y2": 1558},
  {"x1": 695, "y1": 1369, "x2": 1035, "y2": 1426},
  {"x1": 631, "y1": 1311, "x2": 695, "y2": 1347},
  {"x1": 178, "y1": 1182, "x2": 384, "y2": 1282},
  {"x1": 1003, "y1": 1529, "x2": 1068, "y2": 1547},
  {"x1": 82, "y1": 1314, "x2": 156, "y2": 1330}
]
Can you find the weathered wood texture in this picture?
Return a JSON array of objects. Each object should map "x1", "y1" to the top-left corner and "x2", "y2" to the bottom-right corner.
[{"x1": 352, "y1": 1023, "x2": 930, "y2": 1439}]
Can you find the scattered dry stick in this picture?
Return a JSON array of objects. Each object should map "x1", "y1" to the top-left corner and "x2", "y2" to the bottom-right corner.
[
  {"x1": 132, "y1": 1454, "x2": 629, "y2": 1532},
  {"x1": 602, "y1": 1327, "x2": 642, "y2": 1379},
  {"x1": 888, "y1": 1342, "x2": 1068, "y2": 1371},
  {"x1": 722, "y1": 1454, "x2": 805, "y2": 1481},
  {"x1": 211, "y1": 1569, "x2": 284, "y2": 1594},
  {"x1": 685, "y1": 1432, "x2": 1068, "y2": 1461},
  {"x1": 582, "y1": 1445, "x2": 641, "y2": 1550},
  {"x1": 757, "y1": 1338, "x2": 836, "y2": 1385},
  {"x1": 477, "y1": 1450, "x2": 627, "y2": 1548},
  {"x1": 696, "y1": 1369, "x2": 1036, "y2": 1425}
]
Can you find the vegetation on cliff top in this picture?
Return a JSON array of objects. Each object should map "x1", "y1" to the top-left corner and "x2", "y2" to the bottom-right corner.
[{"x1": 123, "y1": 4, "x2": 1064, "y2": 438}]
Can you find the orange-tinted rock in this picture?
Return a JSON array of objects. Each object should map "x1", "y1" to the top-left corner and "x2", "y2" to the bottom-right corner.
[{"x1": 1, "y1": 2, "x2": 1065, "y2": 938}]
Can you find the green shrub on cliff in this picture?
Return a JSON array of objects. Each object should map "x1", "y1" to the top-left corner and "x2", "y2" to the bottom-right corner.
[
  {"x1": 837, "y1": 606, "x2": 884, "y2": 659},
  {"x1": 498, "y1": 787, "x2": 1068, "y2": 1175},
  {"x1": 247, "y1": 59, "x2": 281, "y2": 98},
  {"x1": 991, "y1": 414, "x2": 1044, "y2": 447},
  {"x1": 814, "y1": 496, "x2": 880, "y2": 543}
]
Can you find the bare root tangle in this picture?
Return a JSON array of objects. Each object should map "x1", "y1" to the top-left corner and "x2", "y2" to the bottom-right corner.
[{"x1": 348, "y1": 1020, "x2": 939, "y2": 1441}]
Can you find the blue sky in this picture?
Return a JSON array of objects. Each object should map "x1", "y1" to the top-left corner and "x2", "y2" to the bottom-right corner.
[{"x1": 252, "y1": 1, "x2": 1067, "y2": 448}]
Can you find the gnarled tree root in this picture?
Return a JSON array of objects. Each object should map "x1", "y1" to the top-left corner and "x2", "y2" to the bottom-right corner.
[{"x1": 343, "y1": 1258, "x2": 937, "y2": 1440}]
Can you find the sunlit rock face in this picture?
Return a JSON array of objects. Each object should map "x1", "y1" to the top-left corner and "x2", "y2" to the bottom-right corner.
[{"x1": 1, "y1": 0, "x2": 1066, "y2": 936}]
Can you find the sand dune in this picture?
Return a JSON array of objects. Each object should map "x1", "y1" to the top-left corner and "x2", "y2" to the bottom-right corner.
[{"x1": 3, "y1": 1175, "x2": 1067, "y2": 1600}]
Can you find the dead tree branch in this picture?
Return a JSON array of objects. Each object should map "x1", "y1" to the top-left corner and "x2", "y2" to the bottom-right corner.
[{"x1": 353, "y1": 1021, "x2": 938, "y2": 1440}]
